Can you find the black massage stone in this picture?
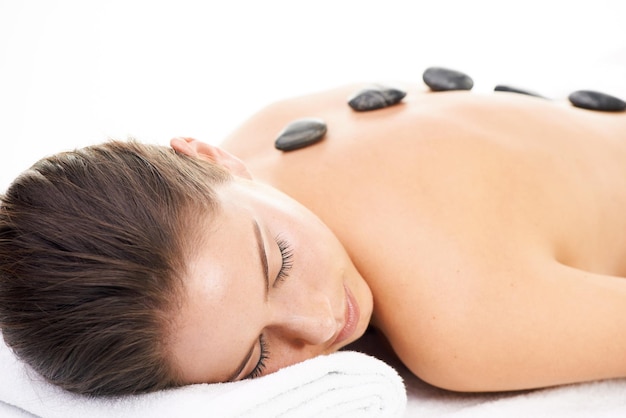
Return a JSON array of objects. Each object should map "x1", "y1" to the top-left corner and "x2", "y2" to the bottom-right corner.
[
  {"x1": 568, "y1": 90, "x2": 626, "y2": 112},
  {"x1": 348, "y1": 85, "x2": 407, "y2": 111},
  {"x1": 274, "y1": 118, "x2": 327, "y2": 151},
  {"x1": 423, "y1": 67, "x2": 474, "y2": 92},
  {"x1": 494, "y1": 84, "x2": 545, "y2": 98}
]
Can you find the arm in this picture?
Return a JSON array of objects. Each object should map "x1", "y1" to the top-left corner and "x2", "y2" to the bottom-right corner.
[{"x1": 398, "y1": 259, "x2": 626, "y2": 392}]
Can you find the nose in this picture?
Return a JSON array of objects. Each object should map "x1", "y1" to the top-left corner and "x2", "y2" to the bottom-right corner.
[{"x1": 270, "y1": 291, "x2": 338, "y2": 345}]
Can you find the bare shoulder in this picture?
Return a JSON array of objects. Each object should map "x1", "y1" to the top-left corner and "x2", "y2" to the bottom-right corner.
[{"x1": 383, "y1": 255, "x2": 626, "y2": 392}]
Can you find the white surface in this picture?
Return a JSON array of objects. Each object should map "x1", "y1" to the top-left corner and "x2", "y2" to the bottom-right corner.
[{"x1": 1, "y1": 0, "x2": 625, "y2": 191}]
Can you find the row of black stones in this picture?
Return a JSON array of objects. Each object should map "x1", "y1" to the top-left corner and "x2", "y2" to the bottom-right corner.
[{"x1": 274, "y1": 67, "x2": 626, "y2": 151}]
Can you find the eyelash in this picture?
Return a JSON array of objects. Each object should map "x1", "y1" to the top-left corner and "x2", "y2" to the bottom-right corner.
[
  {"x1": 247, "y1": 335, "x2": 269, "y2": 379},
  {"x1": 247, "y1": 237, "x2": 294, "y2": 379},
  {"x1": 275, "y1": 236, "x2": 294, "y2": 284}
]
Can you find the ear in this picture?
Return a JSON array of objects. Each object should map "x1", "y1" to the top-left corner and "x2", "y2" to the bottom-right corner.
[{"x1": 170, "y1": 137, "x2": 252, "y2": 179}]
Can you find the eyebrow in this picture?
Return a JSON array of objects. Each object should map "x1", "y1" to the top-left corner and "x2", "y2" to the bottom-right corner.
[
  {"x1": 227, "y1": 220, "x2": 269, "y2": 382},
  {"x1": 253, "y1": 219, "x2": 269, "y2": 300}
]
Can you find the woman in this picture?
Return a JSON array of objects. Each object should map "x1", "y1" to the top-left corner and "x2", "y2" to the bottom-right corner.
[{"x1": 1, "y1": 83, "x2": 625, "y2": 396}]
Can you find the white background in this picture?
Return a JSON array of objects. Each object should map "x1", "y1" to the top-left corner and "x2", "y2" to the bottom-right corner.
[{"x1": 1, "y1": 0, "x2": 625, "y2": 191}]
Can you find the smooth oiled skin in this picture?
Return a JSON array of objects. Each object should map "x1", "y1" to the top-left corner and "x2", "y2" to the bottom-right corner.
[{"x1": 220, "y1": 85, "x2": 626, "y2": 392}]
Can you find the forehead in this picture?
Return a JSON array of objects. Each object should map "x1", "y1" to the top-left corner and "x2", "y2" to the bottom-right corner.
[{"x1": 170, "y1": 198, "x2": 264, "y2": 384}]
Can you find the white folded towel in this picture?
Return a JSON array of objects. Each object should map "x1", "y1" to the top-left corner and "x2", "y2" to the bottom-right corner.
[{"x1": 0, "y1": 333, "x2": 406, "y2": 418}]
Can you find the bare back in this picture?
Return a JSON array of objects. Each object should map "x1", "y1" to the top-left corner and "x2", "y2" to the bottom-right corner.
[{"x1": 221, "y1": 85, "x2": 626, "y2": 391}]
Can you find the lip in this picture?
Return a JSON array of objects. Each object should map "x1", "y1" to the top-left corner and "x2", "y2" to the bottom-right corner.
[{"x1": 333, "y1": 284, "x2": 360, "y2": 346}]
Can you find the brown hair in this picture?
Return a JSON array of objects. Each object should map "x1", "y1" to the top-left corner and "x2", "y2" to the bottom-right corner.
[{"x1": 0, "y1": 140, "x2": 230, "y2": 396}]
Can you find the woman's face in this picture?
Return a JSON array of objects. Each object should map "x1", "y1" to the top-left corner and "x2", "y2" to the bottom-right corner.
[{"x1": 170, "y1": 176, "x2": 373, "y2": 384}]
